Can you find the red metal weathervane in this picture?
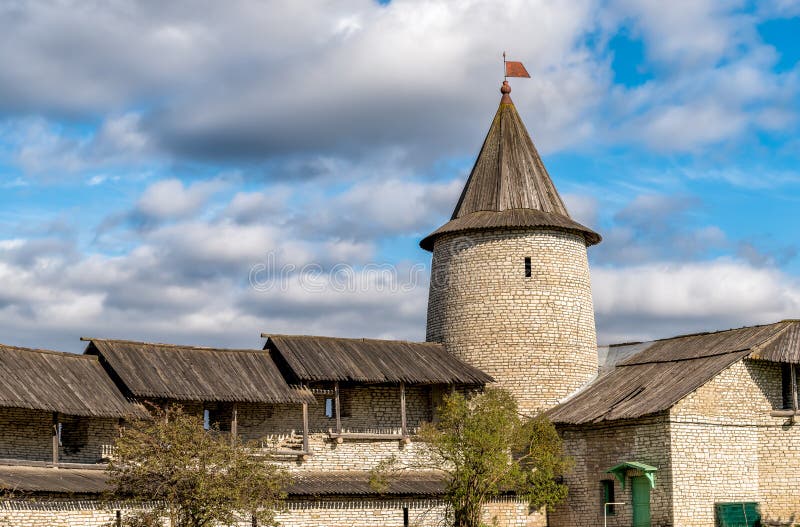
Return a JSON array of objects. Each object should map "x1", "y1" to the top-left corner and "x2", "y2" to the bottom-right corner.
[{"x1": 503, "y1": 51, "x2": 531, "y2": 79}]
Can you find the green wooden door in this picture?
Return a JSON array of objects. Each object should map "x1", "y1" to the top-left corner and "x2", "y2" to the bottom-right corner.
[{"x1": 632, "y1": 476, "x2": 651, "y2": 527}]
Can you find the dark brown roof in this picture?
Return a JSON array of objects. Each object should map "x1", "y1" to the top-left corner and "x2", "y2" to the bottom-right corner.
[
  {"x1": 288, "y1": 471, "x2": 446, "y2": 496},
  {"x1": 420, "y1": 87, "x2": 600, "y2": 251},
  {"x1": 0, "y1": 344, "x2": 142, "y2": 418},
  {"x1": 550, "y1": 321, "x2": 799, "y2": 425},
  {"x1": 264, "y1": 335, "x2": 493, "y2": 385},
  {"x1": 419, "y1": 209, "x2": 600, "y2": 250},
  {"x1": 0, "y1": 465, "x2": 109, "y2": 494},
  {"x1": 0, "y1": 465, "x2": 446, "y2": 497},
  {"x1": 84, "y1": 339, "x2": 314, "y2": 404}
]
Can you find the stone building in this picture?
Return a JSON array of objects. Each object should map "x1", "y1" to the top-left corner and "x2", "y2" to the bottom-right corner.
[{"x1": 1, "y1": 80, "x2": 798, "y2": 527}]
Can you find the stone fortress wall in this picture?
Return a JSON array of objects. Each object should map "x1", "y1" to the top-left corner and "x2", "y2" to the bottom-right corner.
[{"x1": 426, "y1": 228, "x2": 598, "y2": 416}]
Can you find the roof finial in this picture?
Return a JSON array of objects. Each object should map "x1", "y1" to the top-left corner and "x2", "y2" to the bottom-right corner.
[
  {"x1": 501, "y1": 53, "x2": 531, "y2": 104},
  {"x1": 500, "y1": 80, "x2": 512, "y2": 104}
]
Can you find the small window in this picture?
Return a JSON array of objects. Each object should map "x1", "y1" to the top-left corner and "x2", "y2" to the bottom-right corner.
[
  {"x1": 781, "y1": 364, "x2": 800, "y2": 409},
  {"x1": 203, "y1": 409, "x2": 211, "y2": 430},
  {"x1": 325, "y1": 398, "x2": 335, "y2": 418},
  {"x1": 403, "y1": 507, "x2": 409, "y2": 527},
  {"x1": 601, "y1": 480, "x2": 615, "y2": 515},
  {"x1": 524, "y1": 257, "x2": 532, "y2": 278}
]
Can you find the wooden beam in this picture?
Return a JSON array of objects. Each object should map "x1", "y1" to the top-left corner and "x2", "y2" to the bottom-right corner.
[
  {"x1": 329, "y1": 432, "x2": 404, "y2": 440},
  {"x1": 400, "y1": 382, "x2": 407, "y2": 437},
  {"x1": 52, "y1": 413, "x2": 59, "y2": 466},
  {"x1": 334, "y1": 382, "x2": 342, "y2": 435},
  {"x1": 302, "y1": 402, "x2": 310, "y2": 454},
  {"x1": 231, "y1": 403, "x2": 238, "y2": 445},
  {"x1": 792, "y1": 365, "x2": 798, "y2": 411}
]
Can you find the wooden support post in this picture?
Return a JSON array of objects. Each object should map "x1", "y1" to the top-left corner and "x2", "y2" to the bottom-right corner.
[
  {"x1": 302, "y1": 402, "x2": 310, "y2": 454},
  {"x1": 334, "y1": 382, "x2": 342, "y2": 435},
  {"x1": 400, "y1": 382, "x2": 407, "y2": 438},
  {"x1": 792, "y1": 365, "x2": 798, "y2": 411},
  {"x1": 231, "y1": 403, "x2": 238, "y2": 445},
  {"x1": 52, "y1": 413, "x2": 59, "y2": 466}
]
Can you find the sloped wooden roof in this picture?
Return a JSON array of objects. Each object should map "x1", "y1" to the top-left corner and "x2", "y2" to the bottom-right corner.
[
  {"x1": 0, "y1": 344, "x2": 142, "y2": 418},
  {"x1": 264, "y1": 335, "x2": 493, "y2": 385},
  {"x1": 420, "y1": 87, "x2": 600, "y2": 251},
  {"x1": 288, "y1": 471, "x2": 446, "y2": 496},
  {"x1": 0, "y1": 465, "x2": 109, "y2": 494},
  {"x1": 84, "y1": 339, "x2": 314, "y2": 404},
  {"x1": 0, "y1": 465, "x2": 446, "y2": 497},
  {"x1": 549, "y1": 321, "x2": 800, "y2": 425}
]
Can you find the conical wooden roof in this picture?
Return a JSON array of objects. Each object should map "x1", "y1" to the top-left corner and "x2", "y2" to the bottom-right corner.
[{"x1": 420, "y1": 82, "x2": 600, "y2": 251}]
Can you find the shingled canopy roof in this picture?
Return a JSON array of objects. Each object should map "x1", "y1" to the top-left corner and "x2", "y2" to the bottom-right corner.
[
  {"x1": 84, "y1": 339, "x2": 314, "y2": 404},
  {"x1": 549, "y1": 320, "x2": 800, "y2": 425},
  {"x1": 288, "y1": 471, "x2": 446, "y2": 496},
  {"x1": 420, "y1": 83, "x2": 600, "y2": 251},
  {"x1": 0, "y1": 465, "x2": 447, "y2": 497},
  {"x1": 0, "y1": 344, "x2": 142, "y2": 418},
  {"x1": 264, "y1": 335, "x2": 493, "y2": 385},
  {"x1": 0, "y1": 465, "x2": 109, "y2": 495}
]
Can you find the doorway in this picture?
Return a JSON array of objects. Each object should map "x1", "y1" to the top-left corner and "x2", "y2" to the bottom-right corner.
[{"x1": 631, "y1": 475, "x2": 651, "y2": 527}]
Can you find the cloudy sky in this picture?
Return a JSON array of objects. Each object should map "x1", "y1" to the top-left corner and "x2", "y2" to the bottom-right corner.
[{"x1": 0, "y1": 0, "x2": 799, "y2": 352}]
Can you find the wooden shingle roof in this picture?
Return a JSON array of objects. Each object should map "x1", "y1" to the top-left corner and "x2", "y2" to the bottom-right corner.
[
  {"x1": 0, "y1": 344, "x2": 142, "y2": 418},
  {"x1": 264, "y1": 334, "x2": 493, "y2": 385},
  {"x1": 0, "y1": 465, "x2": 109, "y2": 494},
  {"x1": 420, "y1": 85, "x2": 600, "y2": 251},
  {"x1": 0, "y1": 465, "x2": 446, "y2": 497},
  {"x1": 288, "y1": 471, "x2": 446, "y2": 496},
  {"x1": 549, "y1": 321, "x2": 800, "y2": 425},
  {"x1": 84, "y1": 339, "x2": 314, "y2": 404}
]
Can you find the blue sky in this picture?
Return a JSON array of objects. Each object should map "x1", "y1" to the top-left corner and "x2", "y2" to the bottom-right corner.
[{"x1": 0, "y1": 0, "x2": 799, "y2": 352}]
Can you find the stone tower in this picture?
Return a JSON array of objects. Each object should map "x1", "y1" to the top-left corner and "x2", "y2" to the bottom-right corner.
[{"x1": 422, "y1": 81, "x2": 601, "y2": 415}]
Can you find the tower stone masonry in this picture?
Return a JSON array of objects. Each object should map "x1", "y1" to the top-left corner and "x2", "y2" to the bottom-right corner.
[{"x1": 422, "y1": 81, "x2": 601, "y2": 415}]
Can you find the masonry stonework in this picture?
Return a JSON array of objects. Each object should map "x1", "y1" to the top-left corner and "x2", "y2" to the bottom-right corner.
[
  {"x1": 550, "y1": 415, "x2": 673, "y2": 527},
  {"x1": 426, "y1": 229, "x2": 597, "y2": 415},
  {"x1": 0, "y1": 499, "x2": 538, "y2": 527}
]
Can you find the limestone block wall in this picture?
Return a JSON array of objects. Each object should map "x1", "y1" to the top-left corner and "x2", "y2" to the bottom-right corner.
[
  {"x1": 0, "y1": 408, "x2": 118, "y2": 464},
  {"x1": 549, "y1": 415, "x2": 673, "y2": 527},
  {"x1": 237, "y1": 385, "x2": 432, "y2": 442},
  {"x1": 274, "y1": 433, "x2": 432, "y2": 472},
  {"x1": 669, "y1": 359, "x2": 800, "y2": 526},
  {"x1": 426, "y1": 229, "x2": 597, "y2": 415},
  {"x1": 0, "y1": 408, "x2": 52, "y2": 461},
  {"x1": 0, "y1": 498, "x2": 538, "y2": 527}
]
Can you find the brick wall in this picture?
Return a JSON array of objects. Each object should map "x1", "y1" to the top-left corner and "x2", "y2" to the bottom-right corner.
[
  {"x1": 669, "y1": 358, "x2": 800, "y2": 526},
  {"x1": 0, "y1": 408, "x2": 118, "y2": 464},
  {"x1": 0, "y1": 498, "x2": 538, "y2": 527},
  {"x1": 426, "y1": 229, "x2": 597, "y2": 416},
  {"x1": 550, "y1": 415, "x2": 673, "y2": 527}
]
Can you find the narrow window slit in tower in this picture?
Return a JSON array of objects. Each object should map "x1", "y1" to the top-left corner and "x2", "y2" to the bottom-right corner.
[{"x1": 524, "y1": 257, "x2": 532, "y2": 277}]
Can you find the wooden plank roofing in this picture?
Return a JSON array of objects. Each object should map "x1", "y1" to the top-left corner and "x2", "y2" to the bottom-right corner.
[
  {"x1": 549, "y1": 321, "x2": 800, "y2": 425},
  {"x1": 84, "y1": 339, "x2": 314, "y2": 404},
  {"x1": 287, "y1": 471, "x2": 446, "y2": 496},
  {"x1": 0, "y1": 344, "x2": 142, "y2": 418},
  {"x1": 0, "y1": 466, "x2": 446, "y2": 497},
  {"x1": 0, "y1": 465, "x2": 109, "y2": 494},
  {"x1": 420, "y1": 89, "x2": 600, "y2": 251},
  {"x1": 264, "y1": 335, "x2": 493, "y2": 385}
]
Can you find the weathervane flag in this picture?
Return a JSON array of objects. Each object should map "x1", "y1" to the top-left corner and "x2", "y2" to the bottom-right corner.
[{"x1": 503, "y1": 52, "x2": 531, "y2": 78}]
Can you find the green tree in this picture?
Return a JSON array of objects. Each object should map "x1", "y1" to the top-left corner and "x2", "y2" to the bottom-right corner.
[
  {"x1": 373, "y1": 388, "x2": 571, "y2": 527},
  {"x1": 106, "y1": 405, "x2": 289, "y2": 527}
]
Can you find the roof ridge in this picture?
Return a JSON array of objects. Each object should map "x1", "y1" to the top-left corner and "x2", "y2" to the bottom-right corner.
[
  {"x1": 607, "y1": 320, "x2": 787, "y2": 347},
  {"x1": 83, "y1": 337, "x2": 261, "y2": 354},
  {"x1": 0, "y1": 344, "x2": 98, "y2": 360},
  {"x1": 261, "y1": 333, "x2": 439, "y2": 346}
]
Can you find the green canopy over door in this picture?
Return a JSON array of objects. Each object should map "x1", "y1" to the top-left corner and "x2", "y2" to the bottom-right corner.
[{"x1": 606, "y1": 461, "x2": 658, "y2": 490}]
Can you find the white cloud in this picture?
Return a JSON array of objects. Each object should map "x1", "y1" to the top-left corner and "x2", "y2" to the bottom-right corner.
[
  {"x1": 135, "y1": 178, "x2": 227, "y2": 220},
  {"x1": 593, "y1": 259, "x2": 800, "y2": 343}
]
